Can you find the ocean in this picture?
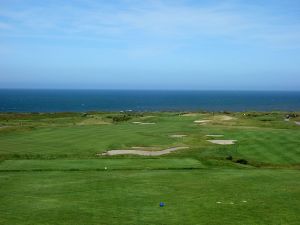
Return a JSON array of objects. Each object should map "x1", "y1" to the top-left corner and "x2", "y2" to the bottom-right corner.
[{"x1": 0, "y1": 89, "x2": 300, "y2": 112}]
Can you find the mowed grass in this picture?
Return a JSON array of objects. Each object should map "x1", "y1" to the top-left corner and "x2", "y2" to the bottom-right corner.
[
  {"x1": 195, "y1": 127, "x2": 300, "y2": 165},
  {"x1": 0, "y1": 112, "x2": 299, "y2": 225},
  {"x1": 0, "y1": 115, "x2": 197, "y2": 158},
  {"x1": 0, "y1": 112, "x2": 299, "y2": 166},
  {"x1": 0, "y1": 169, "x2": 299, "y2": 225},
  {"x1": 0, "y1": 158, "x2": 204, "y2": 171}
]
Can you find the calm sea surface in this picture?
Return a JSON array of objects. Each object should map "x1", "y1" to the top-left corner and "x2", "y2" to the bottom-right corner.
[{"x1": 0, "y1": 89, "x2": 300, "y2": 112}]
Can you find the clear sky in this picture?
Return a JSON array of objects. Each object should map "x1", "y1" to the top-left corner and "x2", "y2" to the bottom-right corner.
[{"x1": 0, "y1": 0, "x2": 300, "y2": 90}]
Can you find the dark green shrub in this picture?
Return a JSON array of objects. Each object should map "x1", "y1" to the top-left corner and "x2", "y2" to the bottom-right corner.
[
  {"x1": 235, "y1": 159, "x2": 248, "y2": 165},
  {"x1": 226, "y1": 155, "x2": 233, "y2": 161},
  {"x1": 112, "y1": 114, "x2": 132, "y2": 122}
]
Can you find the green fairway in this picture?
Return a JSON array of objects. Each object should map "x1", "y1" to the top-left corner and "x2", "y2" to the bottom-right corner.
[
  {"x1": 0, "y1": 158, "x2": 204, "y2": 171},
  {"x1": 0, "y1": 169, "x2": 299, "y2": 225},
  {"x1": 0, "y1": 111, "x2": 299, "y2": 224}
]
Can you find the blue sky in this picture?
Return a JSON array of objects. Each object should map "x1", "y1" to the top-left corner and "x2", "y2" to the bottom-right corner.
[{"x1": 0, "y1": 0, "x2": 300, "y2": 90}]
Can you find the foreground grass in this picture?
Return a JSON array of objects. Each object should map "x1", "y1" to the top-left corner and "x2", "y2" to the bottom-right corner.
[{"x1": 0, "y1": 169, "x2": 299, "y2": 225}]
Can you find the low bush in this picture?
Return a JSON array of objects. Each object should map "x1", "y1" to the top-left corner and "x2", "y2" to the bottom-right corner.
[
  {"x1": 235, "y1": 159, "x2": 248, "y2": 165},
  {"x1": 225, "y1": 155, "x2": 233, "y2": 161}
]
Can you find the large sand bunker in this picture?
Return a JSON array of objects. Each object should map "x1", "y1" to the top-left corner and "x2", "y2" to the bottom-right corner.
[
  {"x1": 295, "y1": 122, "x2": 300, "y2": 125},
  {"x1": 101, "y1": 146, "x2": 189, "y2": 156},
  {"x1": 208, "y1": 140, "x2": 237, "y2": 145}
]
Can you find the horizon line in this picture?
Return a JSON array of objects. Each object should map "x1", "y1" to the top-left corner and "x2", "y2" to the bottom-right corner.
[{"x1": 0, "y1": 88, "x2": 300, "y2": 92}]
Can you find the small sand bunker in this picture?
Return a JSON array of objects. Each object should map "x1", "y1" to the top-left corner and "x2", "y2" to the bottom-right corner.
[
  {"x1": 181, "y1": 113, "x2": 199, "y2": 117},
  {"x1": 295, "y1": 122, "x2": 300, "y2": 125},
  {"x1": 208, "y1": 140, "x2": 237, "y2": 145},
  {"x1": 101, "y1": 146, "x2": 189, "y2": 156},
  {"x1": 206, "y1": 134, "x2": 224, "y2": 137},
  {"x1": 219, "y1": 115, "x2": 234, "y2": 121},
  {"x1": 194, "y1": 120, "x2": 211, "y2": 123},
  {"x1": 132, "y1": 122, "x2": 156, "y2": 125},
  {"x1": 169, "y1": 134, "x2": 187, "y2": 138}
]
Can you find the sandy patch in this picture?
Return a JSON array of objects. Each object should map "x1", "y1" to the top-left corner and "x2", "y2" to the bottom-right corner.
[
  {"x1": 208, "y1": 140, "x2": 237, "y2": 145},
  {"x1": 295, "y1": 122, "x2": 300, "y2": 125},
  {"x1": 101, "y1": 146, "x2": 189, "y2": 156},
  {"x1": 169, "y1": 134, "x2": 187, "y2": 138},
  {"x1": 181, "y1": 113, "x2": 199, "y2": 117},
  {"x1": 218, "y1": 115, "x2": 234, "y2": 121},
  {"x1": 132, "y1": 122, "x2": 156, "y2": 125},
  {"x1": 194, "y1": 120, "x2": 211, "y2": 123},
  {"x1": 130, "y1": 146, "x2": 159, "y2": 150},
  {"x1": 206, "y1": 134, "x2": 224, "y2": 137},
  {"x1": 284, "y1": 118, "x2": 290, "y2": 122}
]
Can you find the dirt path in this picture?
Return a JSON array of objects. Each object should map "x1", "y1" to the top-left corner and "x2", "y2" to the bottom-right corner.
[{"x1": 101, "y1": 146, "x2": 189, "y2": 156}]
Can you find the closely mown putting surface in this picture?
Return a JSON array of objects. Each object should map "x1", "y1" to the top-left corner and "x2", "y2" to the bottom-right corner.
[{"x1": 0, "y1": 111, "x2": 299, "y2": 224}]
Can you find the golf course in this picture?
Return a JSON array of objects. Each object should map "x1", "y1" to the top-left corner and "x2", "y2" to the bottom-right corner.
[{"x1": 0, "y1": 111, "x2": 299, "y2": 225}]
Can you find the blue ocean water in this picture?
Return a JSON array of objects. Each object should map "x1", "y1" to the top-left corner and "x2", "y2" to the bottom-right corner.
[{"x1": 0, "y1": 89, "x2": 300, "y2": 112}]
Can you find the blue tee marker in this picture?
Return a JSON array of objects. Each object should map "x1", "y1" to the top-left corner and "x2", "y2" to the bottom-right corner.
[{"x1": 159, "y1": 202, "x2": 165, "y2": 207}]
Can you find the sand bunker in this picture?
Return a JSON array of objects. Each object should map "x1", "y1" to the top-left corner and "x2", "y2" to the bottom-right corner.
[
  {"x1": 132, "y1": 122, "x2": 156, "y2": 125},
  {"x1": 295, "y1": 122, "x2": 300, "y2": 125},
  {"x1": 169, "y1": 134, "x2": 187, "y2": 138},
  {"x1": 208, "y1": 140, "x2": 237, "y2": 145},
  {"x1": 194, "y1": 120, "x2": 211, "y2": 123},
  {"x1": 219, "y1": 115, "x2": 234, "y2": 121},
  {"x1": 130, "y1": 146, "x2": 159, "y2": 150},
  {"x1": 206, "y1": 134, "x2": 224, "y2": 137},
  {"x1": 101, "y1": 146, "x2": 189, "y2": 156},
  {"x1": 181, "y1": 113, "x2": 199, "y2": 117}
]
